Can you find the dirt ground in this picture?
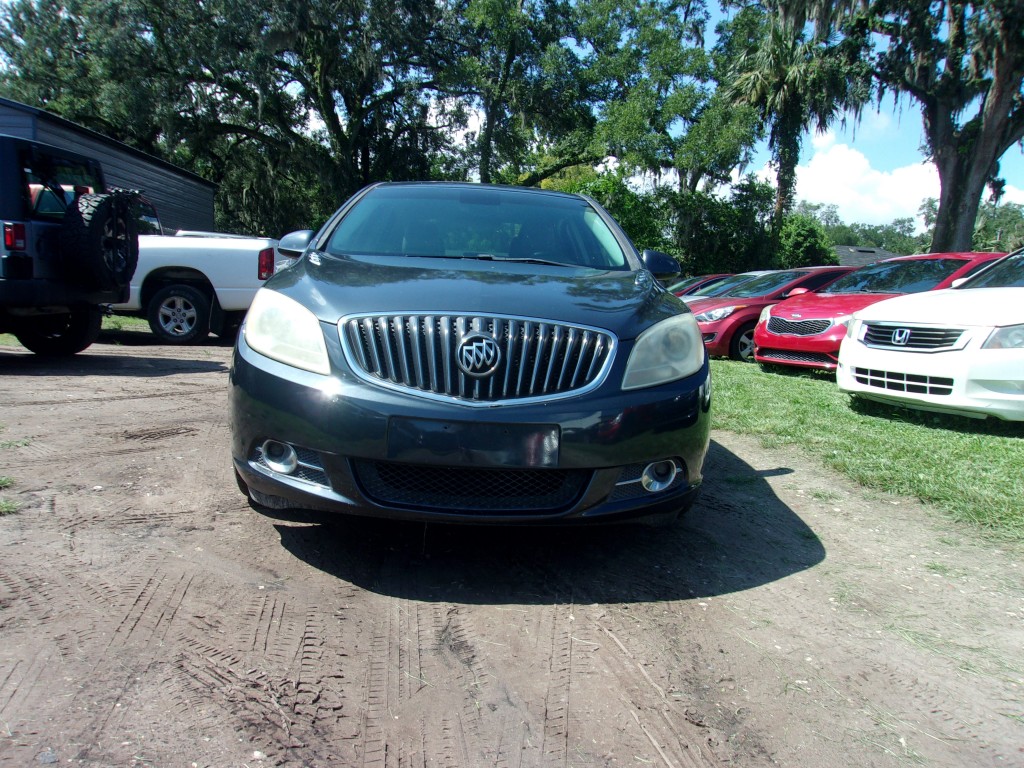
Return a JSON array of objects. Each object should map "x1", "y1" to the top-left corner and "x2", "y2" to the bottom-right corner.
[{"x1": 0, "y1": 331, "x2": 1021, "y2": 768}]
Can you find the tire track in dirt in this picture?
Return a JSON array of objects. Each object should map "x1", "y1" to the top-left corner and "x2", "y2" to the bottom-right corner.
[{"x1": 592, "y1": 615, "x2": 720, "y2": 768}]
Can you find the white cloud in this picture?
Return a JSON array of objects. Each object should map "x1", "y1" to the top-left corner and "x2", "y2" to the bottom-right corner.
[
  {"x1": 794, "y1": 139, "x2": 939, "y2": 228},
  {"x1": 789, "y1": 136, "x2": 1024, "y2": 229}
]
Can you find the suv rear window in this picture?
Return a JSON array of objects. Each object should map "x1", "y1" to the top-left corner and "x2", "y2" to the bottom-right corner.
[{"x1": 21, "y1": 150, "x2": 103, "y2": 221}]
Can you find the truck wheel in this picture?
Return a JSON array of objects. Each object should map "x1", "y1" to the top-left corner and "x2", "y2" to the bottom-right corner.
[
  {"x1": 147, "y1": 284, "x2": 211, "y2": 344},
  {"x1": 14, "y1": 308, "x2": 103, "y2": 356},
  {"x1": 61, "y1": 193, "x2": 139, "y2": 290}
]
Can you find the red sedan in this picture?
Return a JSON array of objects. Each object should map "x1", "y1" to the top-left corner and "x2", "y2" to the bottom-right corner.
[
  {"x1": 687, "y1": 266, "x2": 854, "y2": 361},
  {"x1": 753, "y1": 251, "x2": 1006, "y2": 371}
]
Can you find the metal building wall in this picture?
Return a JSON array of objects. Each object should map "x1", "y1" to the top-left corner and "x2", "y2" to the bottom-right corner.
[{"x1": 0, "y1": 100, "x2": 216, "y2": 233}]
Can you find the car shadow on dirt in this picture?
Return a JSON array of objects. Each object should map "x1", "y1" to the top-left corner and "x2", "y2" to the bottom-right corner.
[
  {"x1": 269, "y1": 439, "x2": 824, "y2": 605},
  {"x1": 96, "y1": 328, "x2": 238, "y2": 348},
  {"x1": 0, "y1": 349, "x2": 227, "y2": 376}
]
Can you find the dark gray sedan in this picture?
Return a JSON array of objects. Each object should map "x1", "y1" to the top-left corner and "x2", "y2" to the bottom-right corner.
[{"x1": 230, "y1": 182, "x2": 711, "y2": 524}]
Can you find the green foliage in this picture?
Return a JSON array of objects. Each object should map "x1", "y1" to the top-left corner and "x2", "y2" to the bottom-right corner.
[
  {"x1": 795, "y1": 202, "x2": 928, "y2": 255},
  {"x1": 728, "y1": 9, "x2": 870, "y2": 221},
  {"x1": 552, "y1": 173, "x2": 673, "y2": 255},
  {"x1": 972, "y1": 201, "x2": 1024, "y2": 253},
  {"x1": 658, "y1": 175, "x2": 776, "y2": 274},
  {"x1": 776, "y1": 213, "x2": 835, "y2": 267}
]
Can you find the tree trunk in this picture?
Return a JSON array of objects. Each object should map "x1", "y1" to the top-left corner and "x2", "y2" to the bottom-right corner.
[
  {"x1": 926, "y1": 100, "x2": 1005, "y2": 253},
  {"x1": 929, "y1": 156, "x2": 991, "y2": 253}
]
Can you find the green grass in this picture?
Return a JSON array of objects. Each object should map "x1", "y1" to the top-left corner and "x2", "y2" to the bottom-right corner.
[
  {"x1": 0, "y1": 475, "x2": 15, "y2": 515},
  {"x1": 711, "y1": 359, "x2": 1024, "y2": 539}
]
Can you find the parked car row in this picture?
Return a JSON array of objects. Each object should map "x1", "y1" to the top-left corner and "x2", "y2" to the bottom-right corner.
[
  {"x1": 753, "y1": 251, "x2": 1004, "y2": 371},
  {"x1": 676, "y1": 248, "x2": 1022, "y2": 421},
  {"x1": 683, "y1": 266, "x2": 855, "y2": 361},
  {"x1": 836, "y1": 249, "x2": 1023, "y2": 422}
]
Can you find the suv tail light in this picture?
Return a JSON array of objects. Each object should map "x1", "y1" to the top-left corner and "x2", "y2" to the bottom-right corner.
[
  {"x1": 258, "y1": 247, "x2": 275, "y2": 281},
  {"x1": 4, "y1": 222, "x2": 26, "y2": 251}
]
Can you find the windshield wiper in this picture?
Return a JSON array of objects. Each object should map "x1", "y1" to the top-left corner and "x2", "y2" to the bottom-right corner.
[{"x1": 464, "y1": 253, "x2": 570, "y2": 267}]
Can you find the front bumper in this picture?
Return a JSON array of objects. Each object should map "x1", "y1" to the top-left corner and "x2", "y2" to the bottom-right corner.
[
  {"x1": 230, "y1": 331, "x2": 713, "y2": 523},
  {"x1": 754, "y1": 328, "x2": 845, "y2": 371},
  {"x1": 837, "y1": 339, "x2": 1024, "y2": 421}
]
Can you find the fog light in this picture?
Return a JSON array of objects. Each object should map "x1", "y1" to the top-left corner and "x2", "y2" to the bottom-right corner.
[
  {"x1": 641, "y1": 460, "x2": 678, "y2": 493},
  {"x1": 261, "y1": 440, "x2": 298, "y2": 475}
]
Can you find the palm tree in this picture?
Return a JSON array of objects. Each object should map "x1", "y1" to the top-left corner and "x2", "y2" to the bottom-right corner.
[{"x1": 728, "y1": 16, "x2": 866, "y2": 223}]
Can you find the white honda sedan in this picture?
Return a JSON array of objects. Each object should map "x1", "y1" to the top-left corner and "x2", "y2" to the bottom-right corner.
[{"x1": 837, "y1": 248, "x2": 1024, "y2": 421}]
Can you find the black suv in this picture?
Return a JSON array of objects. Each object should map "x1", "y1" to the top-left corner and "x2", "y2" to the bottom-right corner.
[{"x1": 0, "y1": 134, "x2": 139, "y2": 355}]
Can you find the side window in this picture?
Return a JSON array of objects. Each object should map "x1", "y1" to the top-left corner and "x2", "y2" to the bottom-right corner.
[
  {"x1": 959, "y1": 260, "x2": 995, "y2": 279},
  {"x1": 803, "y1": 270, "x2": 847, "y2": 291},
  {"x1": 21, "y1": 150, "x2": 102, "y2": 221}
]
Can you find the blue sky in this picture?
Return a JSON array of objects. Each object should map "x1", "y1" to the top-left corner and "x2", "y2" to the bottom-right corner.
[{"x1": 744, "y1": 94, "x2": 1024, "y2": 230}]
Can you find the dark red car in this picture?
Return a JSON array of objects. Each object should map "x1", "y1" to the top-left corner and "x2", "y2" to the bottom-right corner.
[
  {"x1": 687, "y1": 266, "x2": 855, "y2": 361},
  {"x1": 753, "y1": 251, "x2": 1006, "y2": 371},
  {"x1": 668, "y1": 273, "x2": 732, "y2": 296}
]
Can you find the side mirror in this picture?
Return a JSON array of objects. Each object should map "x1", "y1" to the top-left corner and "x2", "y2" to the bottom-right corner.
[
  {"x1": 785, "y1": 287, "x2": 809, "y2": 298},
  {"x1": 950, "y1": 277, "x2": 968, "y2": 288},
  {"x1": 279, "y1": 230, "x2": 316, "y2": 258},
  {"x1": 642, "y1": 249, "x2": 681, "y2": 281}
]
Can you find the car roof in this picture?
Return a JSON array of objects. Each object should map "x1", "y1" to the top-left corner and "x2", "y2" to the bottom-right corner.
[
  {"x1": 365, "y1": 181, "x2": 588, "y2": 204},
  {"x1": 880, "y1": 251, "x2": 1005, "y2": 263}
]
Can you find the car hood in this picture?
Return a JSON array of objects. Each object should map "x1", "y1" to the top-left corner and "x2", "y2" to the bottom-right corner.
[
  {"x1": 264, "y1": 252, "x2": 685, "y2": 341},
  {"x1": 853, "y1": 286, "x2": 1024, "y2": 327},
  {"x1": 769, "y1": 291, "x2": 902, "y2": 320}
]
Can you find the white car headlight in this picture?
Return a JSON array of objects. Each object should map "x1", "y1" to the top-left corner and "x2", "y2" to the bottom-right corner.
[
  {"x1": 244, "y1": 289, "x2": 331, "y2": 375},
  {"x1": 982, "y1": 323, "x2": 1024, "y2": 349},
  {"x1": 845, "y1": 318, "x2": 862, "y2": 340},
  {"x1": 694, "y1": 305, "x2": 742, "y2": 323},
  {"x1": 622, "y1": 314, "x2": 705, "y2": 390}
]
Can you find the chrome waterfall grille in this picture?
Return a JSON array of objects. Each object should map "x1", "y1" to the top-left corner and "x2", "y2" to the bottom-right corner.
[{"x1": 340, "y1": 313, "x2": 616, "y2": 404}]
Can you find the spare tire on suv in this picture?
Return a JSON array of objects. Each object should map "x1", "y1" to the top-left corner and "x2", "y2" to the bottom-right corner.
[{"x1": 60, "y1": 191, "x2": 139, "y2": 291}]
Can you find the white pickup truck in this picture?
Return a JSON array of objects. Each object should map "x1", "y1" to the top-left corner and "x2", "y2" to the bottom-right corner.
[{"x1": 112, "y1": 232, "x2": 283, "y2": 343}]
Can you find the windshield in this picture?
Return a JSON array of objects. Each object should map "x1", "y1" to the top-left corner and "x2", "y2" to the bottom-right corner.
[
  {"x1": 725, "y1": 270, "x2": 805, "y2": 298},
  {"x1": 959, "y1": 251, "x2": 1024, "y2": 288},
  {"x1": 325, "y1": 185, "x2": 629, "y2": 269},
  {"x1": 690, "y1": 272, "x2": 760, "y2": 297},
  {"x1": 669, "y1": 275, "x2": 706, "y2": 293},
  {"x1": 821, "y1": 258, "x2": 968, "y2": 294}
]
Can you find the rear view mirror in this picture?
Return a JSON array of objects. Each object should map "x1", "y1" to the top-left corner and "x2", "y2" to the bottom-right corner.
[
  {"x1": 642, "y1": 249, "x2": 681, "y2": 281},
  {"x1": 279, "y1": 230, "x2": 316, "y2": 258}
]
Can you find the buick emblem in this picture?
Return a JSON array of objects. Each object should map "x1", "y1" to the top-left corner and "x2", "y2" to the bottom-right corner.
[
  {"x1": 457, "y1": 332, "x2": 501, "y2": 377},
  {"x1": 891, "y1": 328, "x2": 911, "y2": 346}
]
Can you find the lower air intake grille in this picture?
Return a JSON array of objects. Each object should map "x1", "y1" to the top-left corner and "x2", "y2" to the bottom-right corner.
[
  {"x1": 852, "y1": 368, "x2": 954, "y2": 396},
  {"x1": 351, "y1": 460, "x2": 589, "y2": 513},
  {"x1": 758, "y1": 348, "x2": 835, "y2": 365}
]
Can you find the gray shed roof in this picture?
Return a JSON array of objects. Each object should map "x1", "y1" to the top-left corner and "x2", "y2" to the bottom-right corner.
[
  {"x1": 0, "y1": 97, "x2": 214, "y2": 188},
  {"x1": 834, "y1": 245, "x2": 901, "y2": 268}
]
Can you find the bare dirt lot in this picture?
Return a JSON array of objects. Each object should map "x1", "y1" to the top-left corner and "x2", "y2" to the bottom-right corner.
[{"x1": 0, "y1": 332, "x2": 1021, "y2": 768}]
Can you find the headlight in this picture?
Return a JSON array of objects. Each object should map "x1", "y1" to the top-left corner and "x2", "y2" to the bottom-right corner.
[
  {"x1": 622, "y1": 314, "x2": 705, "y2": 390},
  {"x1": 845, "y1": 318, "x2": 862, "y2": 340},
  {"x1": 244, "y1": 289, "x2": 331, "y2": 374},
  {"x1": 983, "y1": 324, "x2": 1024, "y2": 349},
  {"x1": 694, "y1": 305, "x2": 743, "y2": 323},
  {"x1": 758, "y1": 305, "x2": 773, "y2": 324},
  {"x1": 832, "y1": 314, "x2": 852, "y2": 331}
]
